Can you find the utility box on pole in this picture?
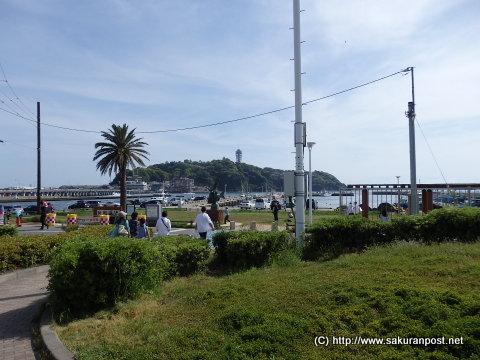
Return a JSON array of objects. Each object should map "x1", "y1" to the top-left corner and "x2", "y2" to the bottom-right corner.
[{"x1": 284, "y1": 171, "x2": 295, "y2": 197}]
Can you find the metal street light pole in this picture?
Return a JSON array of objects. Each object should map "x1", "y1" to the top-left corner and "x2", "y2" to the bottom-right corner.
[{"x1": 307, "y1": 142, "x2": 315, "y2": 225}]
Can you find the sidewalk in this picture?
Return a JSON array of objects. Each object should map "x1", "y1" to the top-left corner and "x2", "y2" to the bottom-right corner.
[{"x1": 0, "y1": 267, "x2": 49, "y2": 360}]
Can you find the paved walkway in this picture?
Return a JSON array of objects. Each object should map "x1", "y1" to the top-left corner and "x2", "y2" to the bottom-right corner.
[{"x1": 0, "y1": 268, "x2": 49, "y2": 360}]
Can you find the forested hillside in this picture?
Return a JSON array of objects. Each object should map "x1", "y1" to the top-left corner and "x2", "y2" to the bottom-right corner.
[{"x1": 116, "y1": 158, "x2": 344, "y2": 192}]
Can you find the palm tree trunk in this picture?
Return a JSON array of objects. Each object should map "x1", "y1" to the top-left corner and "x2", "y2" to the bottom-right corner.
[{"x1": 120, "y1": 166, "x2": 127, "y2": 211}]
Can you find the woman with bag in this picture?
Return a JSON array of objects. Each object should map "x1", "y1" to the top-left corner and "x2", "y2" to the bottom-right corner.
[
  {"x1": 136, "y1": 217, "x2": 150, "y2": 239},
  {"x1": 109, "y1": 211, "x2": 130, "y2": 237}
]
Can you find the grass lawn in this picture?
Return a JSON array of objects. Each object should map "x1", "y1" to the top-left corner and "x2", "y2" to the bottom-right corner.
[{"x1": 55, "y1": 241, "x2": 480, "y2": 359}]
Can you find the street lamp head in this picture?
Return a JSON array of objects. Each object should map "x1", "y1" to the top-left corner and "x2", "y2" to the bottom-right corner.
[{"x1": 307, "y1": 142, "x2": 316, "y2": 149}]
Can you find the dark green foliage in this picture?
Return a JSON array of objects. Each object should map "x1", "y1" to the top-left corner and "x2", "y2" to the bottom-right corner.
[
  {"x1": 212, "y1": 230, "x2": 294, "y2": 271},
  {"x1": 0, "y1": 225, "x2": 17, "y2": 237},
  {"x1": 0, "y1": 235, "x2": 59, "y2": 272},
  {"x1": 48, "y1": 237, "x2": 166, "y2": 318},
  {"x1": 305, "y1": 207, "x2": 480, "y2": 260},
  {"x1": 113, "y1": 158, "x2": 344, "y2": 191},
  {"x1": 152, "y1": 236, "x2": 211, "y2": 278}
]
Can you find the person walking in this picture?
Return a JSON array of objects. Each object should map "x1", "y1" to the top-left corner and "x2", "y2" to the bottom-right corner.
[
  {"x1": 39, "y1": 201, "x2": 48, "y2": 230},
  {"x1": 109, "y1": 211, "x2": 130, "y2": 237},
  {"x1": 271, "y1": 200, "x2": 280, "y2": 221},
  {"x1": 136, "y1": 217, "x2": 150, "y2": 239},
  {"x1": 129, "y1": 212, "x2": 139, "y2": 238},
  {"x1": 155, "y1": 211, "x2": 171, "y2": 236},
  {"x1": 224, "y1": 206, "x2": 230, "y2": 224},
  {"x1": 195, "y1": 206, "x2": 214, "y2": 239}
]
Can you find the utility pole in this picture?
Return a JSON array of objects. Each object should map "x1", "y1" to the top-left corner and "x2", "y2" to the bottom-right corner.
[
  {"x1": 405, "y1": 67, "x2": 418, "y2": 215},
  {"x1": 293, "y1": 0, "x2": 306, "y2": 243},
  {"x1": 37, "y1": 102, "x2": 41, "y2": 213}
]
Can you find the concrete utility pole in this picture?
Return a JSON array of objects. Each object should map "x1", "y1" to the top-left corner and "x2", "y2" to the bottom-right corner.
[
  {"x1": 293, "y1": 0, "x2": 305, "y2": 242},
  {"x1": 406, "y1": 67, "x2": 418, "y2": 215},
  {"x1": 37, "y1": 102, "x2": 41, "y2": 213}
]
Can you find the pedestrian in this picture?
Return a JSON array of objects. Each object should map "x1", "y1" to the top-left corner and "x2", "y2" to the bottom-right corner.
[
  {"x1": 195, "y1": 206, "x2": 214, "y2": 239},
  {"x1": 224, "y1": 206, "x2": 230, "y2": 224},
  {"x1": 136, "y1": 217, "x2": 150, "y2": 239},
  {"x1": 129, "y1": 212, "x2": 139, "y2": 237},
  {"x1": 109, "y1": 211, "x2": 130, "y2": 237},
  {"x1": 271, "y1": 200, "x2": 280, "y2": 221},
  {"x1": 155, "y1": 211, "x2": 171, "y2": 236},
  {"x1": 40, "y1": 200, "x2": 48, "y2": 230},
  {"x1": 379, "y1": 209, "x2": 389, "y2": 221},
  {"x1": 346, "y1": 202, "x2": 354, "y2": 216}
]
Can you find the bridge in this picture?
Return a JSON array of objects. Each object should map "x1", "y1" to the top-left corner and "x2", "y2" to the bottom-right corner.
[{"x1": 0, "y1": 188, "x2": 118, "y2": 202}]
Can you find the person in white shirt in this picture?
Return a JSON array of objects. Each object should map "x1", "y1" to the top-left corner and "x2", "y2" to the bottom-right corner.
[
  {"x1": 155, "y1": 211, "x2": 171, "y2": 236},
  {"x1": 195, "y1": 206, "x2": 214, "y2": 239}
]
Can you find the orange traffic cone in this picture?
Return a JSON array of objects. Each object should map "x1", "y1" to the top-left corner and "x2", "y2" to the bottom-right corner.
[{"x1": 16, "y1": 215, "x2": 22, "y2": 227}]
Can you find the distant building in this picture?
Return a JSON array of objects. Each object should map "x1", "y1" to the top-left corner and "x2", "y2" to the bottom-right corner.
[
  {"x1": 126, "y1": 175, "x2": 149, "y2": 191},
  {"x1": 236, "y1": 149, "x2": 242, "y2": 164}
]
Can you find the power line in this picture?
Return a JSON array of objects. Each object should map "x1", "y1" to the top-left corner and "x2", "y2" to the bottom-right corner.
[
  {"x1": 303, "y1": 68, "x2": 409, "y2": 105},
  {"x1": 0, "y1": 61, "x2": 36, "y2": 118},
  {"x1": 415, "y1": 118, "x2": 448, "y2": 185},
  {"x1": 1, "y1": 67, "x2": 408, "y2": 134}
]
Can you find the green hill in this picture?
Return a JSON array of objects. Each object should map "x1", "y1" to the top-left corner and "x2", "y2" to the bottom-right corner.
[{"x1": 115, "y1": 158, "x2": 344, "y2": 191}]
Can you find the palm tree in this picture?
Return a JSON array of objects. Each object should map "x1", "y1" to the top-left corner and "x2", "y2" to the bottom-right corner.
[{"x1": 93, "y1": 124, "x2": 149, "y2": 211}]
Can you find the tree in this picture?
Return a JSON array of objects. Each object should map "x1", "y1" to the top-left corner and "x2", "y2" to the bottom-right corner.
[{"x1": 93, "y1": 124, "x2": 149, "y2": 211}]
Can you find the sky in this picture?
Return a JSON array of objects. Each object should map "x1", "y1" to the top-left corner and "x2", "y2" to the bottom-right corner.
[{"x1": 0, "y1": 0, "x2": 479, "y2": 189}]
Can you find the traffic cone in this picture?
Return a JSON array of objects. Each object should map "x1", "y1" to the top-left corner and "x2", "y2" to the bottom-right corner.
[{"x1": 16, "y1": 215, "x2": 22, "y2": 227}]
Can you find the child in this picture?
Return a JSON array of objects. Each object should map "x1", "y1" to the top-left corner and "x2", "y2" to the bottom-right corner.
[{"x1": 136, "y1": 217, "x2": 150, "y2": 239}]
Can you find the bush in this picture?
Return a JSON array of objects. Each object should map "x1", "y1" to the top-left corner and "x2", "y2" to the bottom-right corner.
[
  {"x1": 304, "y1": 208, "x2": 480, "y2": 260},
  {"x1": 0, "y1": 235, "x2": 60, "y2": 272},
  {"x1": 0, "y1": 225, "x2": 115, "y2": 274},
  {"x1": 153, "y1": 236, "x2": 211, "y2": 278},
  {"x1": 212, "y1": 231, "x2": 294, "y2": 271},
  {"x1": 48, "y1": 237, "x2": 166, "y2": 319},
  {"x1": 0, "y1": 225, "x2": 18, "y2": 237}
]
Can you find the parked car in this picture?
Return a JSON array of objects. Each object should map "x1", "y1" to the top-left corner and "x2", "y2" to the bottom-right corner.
[
  {"x1": 23, "y1": 205, "x2": 39, "y2": 215},
  {"x1": 168, "y1": 197, "x2": 185, "y2": 206},
  {"x1": 86, "y1": 200, "x2": 104, "y2": 207},
  {"x1": 193, "y1": 196, "x2": 207, "y2": 201},
  {"x1": 240, "y1": 200, "x2": 254, "y2": 210},
  {"x1": 140, "y1": 200, "x2": 163, "y2": 208},
  {"x1": 68, "y1": 201, "x2": 89, "y2": 209},
  {"x1": 254, "y1": 198, "x2": 270, "y2": 210}
]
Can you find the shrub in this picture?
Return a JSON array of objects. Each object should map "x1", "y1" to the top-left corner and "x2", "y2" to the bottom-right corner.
[
  {"x1": 0, "y1": 234, "x2": 60, "y2": 272},
  {"x1": 48, "y1": 237, "x2": 166, "y2": 319},
  {"x1": 212, "y1": 230, "x2": 294, "y2": 271},
  {"x1": 304, "y1": 208, "x2": 480, "y2": 261},
  {"x1": 0, "y1": 225, "x2": 18, "y2": 237},
  {"x1": 0, "y1": 225, "x2": 115, "y2": 274},
  {"x1": 153, "y1": 236, "x2": 211, "y2": 278}
]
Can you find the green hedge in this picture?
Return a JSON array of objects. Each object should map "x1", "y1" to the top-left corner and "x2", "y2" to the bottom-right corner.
[
  {"x1": 304, "y1": 207, "x2": 480, "y2": 260},
  {"x1": 0, "y1": 226, "x2": 116, "y2": 274},
  {"x1": 153, "y1": 236, "x2": 211, "y2": 278},
  {"x1": 0, "y1": 235, "x2": 61, "y2": 272},
  {"x1": 212, "y1": 230, "x2": 294, "y2": 271},
  {"x1": 0, "y1": 225, "x2": 18, "y2": 237},
  {"x1": 48, "y1": 237, "x2": 166, "y2": 319}
]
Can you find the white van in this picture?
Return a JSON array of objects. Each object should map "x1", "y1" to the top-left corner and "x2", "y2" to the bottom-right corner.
[{"x1": 254, "y1": 198, "x2": 269, "y2": 210}]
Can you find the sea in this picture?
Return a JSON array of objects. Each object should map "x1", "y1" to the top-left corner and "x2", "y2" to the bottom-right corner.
[{"x1": 0, "y1": 192, "x2": 401, "y2": 211}]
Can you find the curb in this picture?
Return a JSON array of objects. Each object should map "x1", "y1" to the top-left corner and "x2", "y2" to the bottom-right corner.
[
  {"x1": 40, "y1": 307, "x2": 74, "y2": 360},
  {"x1": 0, "y1": 264, "x2": 50, "y2": 284}
]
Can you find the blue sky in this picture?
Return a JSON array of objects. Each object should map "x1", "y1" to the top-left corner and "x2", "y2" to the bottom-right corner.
[{"x1": 1, "y1": 0, "x2": 479, "y2": 188}]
